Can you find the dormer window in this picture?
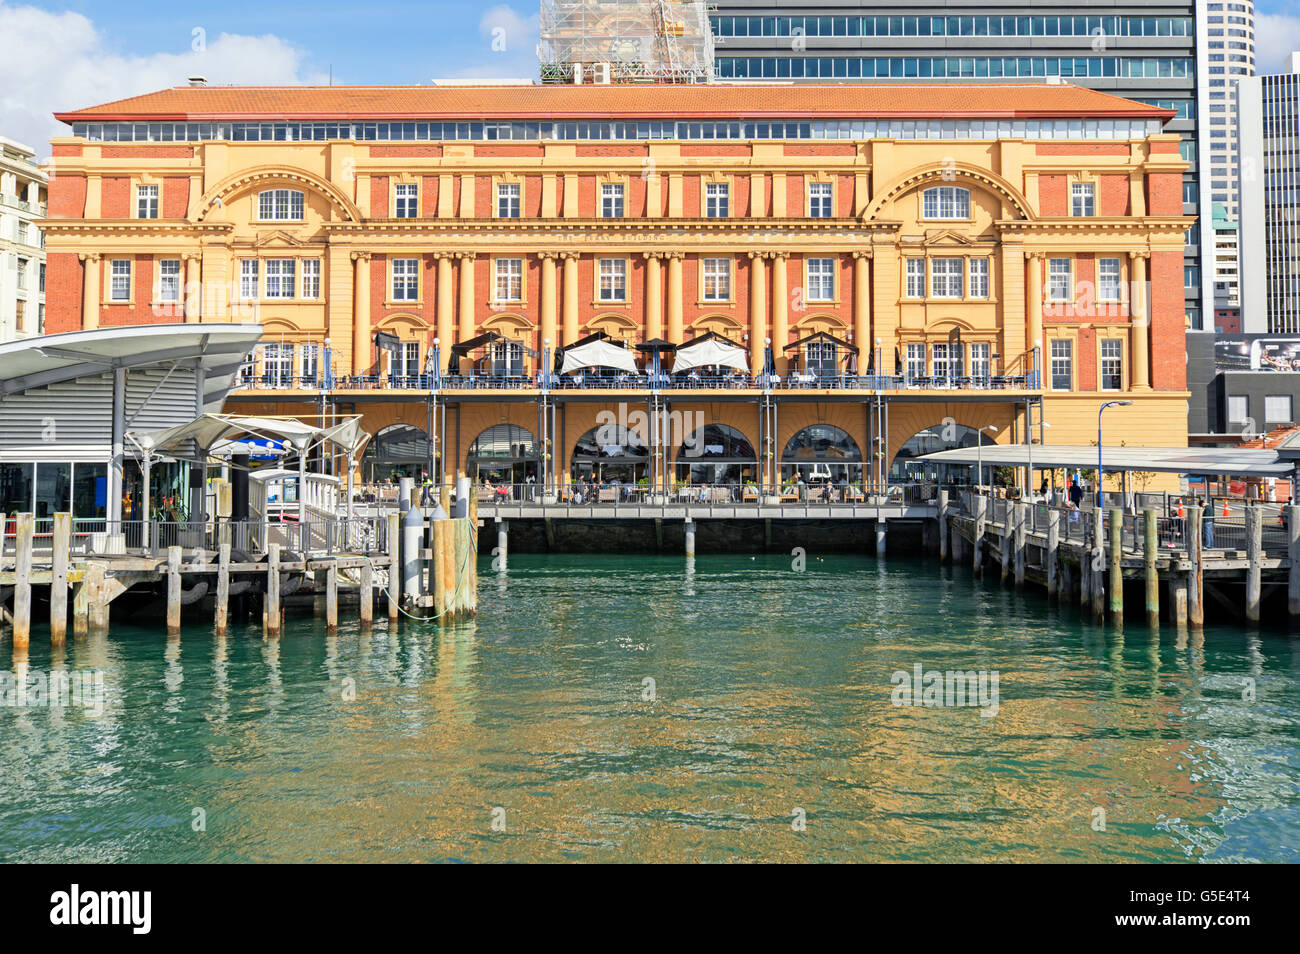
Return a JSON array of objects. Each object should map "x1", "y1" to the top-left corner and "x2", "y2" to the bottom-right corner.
[
  {"x1": 257, "y1": 189, "x2": 304, "y2": 221},
  {"x1": 921, "y1": 186, "x2": 970, "y2": 220}
]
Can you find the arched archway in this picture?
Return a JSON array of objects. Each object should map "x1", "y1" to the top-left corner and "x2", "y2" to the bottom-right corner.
[
  {"x1": 362, "y1": 424, "x2": 432, "y2": 484},
  {"x1": 889, "y1": 422, "x2": 994, "y2": 485},
  {"x1": 674, "y1": 423, "x2": 757, "y2": 491},
  {"x1": 570, "y1": 423, "x2": 648, "y2": 491},
  {"x1": 781, "y1": 424, "x2": 863, "y2": 490},
  {"x1": 466, "y1": 424, "x2": 540, "y2": 490}
]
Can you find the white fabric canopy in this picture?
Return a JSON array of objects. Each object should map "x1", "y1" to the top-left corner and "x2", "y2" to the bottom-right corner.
[
  {"x1": 672, "y1": 338, "x2": 749, "y2": 373},
  {"x1": 559, "y1": 340, "x2": 639, "y2": 374},
  {"x1": 129, "y1": 413, "x2": 368, "y2": 459}
]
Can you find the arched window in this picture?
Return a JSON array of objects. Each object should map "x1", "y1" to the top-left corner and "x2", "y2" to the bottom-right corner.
[
  {"x1": 362, "y1": 424, "x2": 431, "y2": 483},
  {"x1": 921, "y1": 186, "x2": 970, "y2": 220},
  {"x1": 782, "y1": 425, "x2": 862, "y2": 462},
  {"x1": 571, "y1": 424, "x2": 647, "y2": 483},
  {"x1": 468, "y1": 424, "x2": 537, "y2": 459},
  {"x1": 676, "y1": 424, "x2": 758, "y2": 488},
  {"x1": 889, "y1": 422, "x2": 992, "y2": 484}
]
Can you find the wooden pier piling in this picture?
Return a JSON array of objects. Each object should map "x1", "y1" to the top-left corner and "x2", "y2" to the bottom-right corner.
[
  {"x1": 937, "y1": 490, "x2": 949, "y2": 562},
  {"x1": 1143, "y1": 509, "x2": 1159, "y2": 627},
  {"x1": 1246, "y1": 505, "x2": 1262, "y2": 623},
  {"x1": 215, "y1": 543, "x2": 230, "y2": 636},
  {"x1": 325, "y1": 559, "x2": 338, "y2": 634},
  {"x1": 1046, "y1": 509, "x2": 1060, "y2": 599},
  {"x1": 973, "y1": 496, "x2": 986, "y2": 576},
  {"x1": 1090, "y1": 508, "x2": 1105, "y2": 621},
  {"x1": 13, "y1": 513, "x2": 33, "y2": 649},
  {"x1": 1013, "y1": 502, "x2": 1026, "y2": 589},
  {"x1": 359, "y1": 558, "x2": 373, "y2": 628},
  {"x1": 50, "y1": 513, "x2": 70, "y2": 645},
  {"x1": 166, "y1": 546, "x2": 182, "y2": 636},
  {"x1": 386, "y1": 512, "x2": 401, "y2": 622},
  {"x1": 1188, "y1": 508, "x2": 1204, "y2": 629},
  {"x1": 1108, "y1": 508, "x2": 1123, "y2": 622},
  {"x1": 266, "y1": 543, "x2": 281, "y2": 638}
]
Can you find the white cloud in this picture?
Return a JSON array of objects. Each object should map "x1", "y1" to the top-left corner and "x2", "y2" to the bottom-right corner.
[
  {"x1": 441, "y1": 5, "x2": 539, "y2": 80},
  {"x1": 1255, "y1": 13, "x2": 1300, "y2": 75},
  {"x1": 0, "y1": 2, "x2": 326, "y2": 160}
]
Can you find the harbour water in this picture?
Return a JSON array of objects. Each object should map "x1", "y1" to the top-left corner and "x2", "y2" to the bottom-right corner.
[{"x1": 2, "y1": 553, "x2": 1298, "y2": 863}]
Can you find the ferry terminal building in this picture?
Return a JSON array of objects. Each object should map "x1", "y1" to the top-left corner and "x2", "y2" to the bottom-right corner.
[{"x1": 41, "y1": 83, "x2": 1192, "y2": 496}]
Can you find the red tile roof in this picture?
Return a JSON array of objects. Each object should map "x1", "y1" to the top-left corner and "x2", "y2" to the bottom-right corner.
[{"x1": 55, "y1": 83, "x2": 1173, "y2": 124}]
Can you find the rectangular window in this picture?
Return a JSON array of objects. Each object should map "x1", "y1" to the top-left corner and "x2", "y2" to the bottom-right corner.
[
  {"x1": 394, "y1": 183, "x2": 418, "y2": 218},
  {"x1": 496, "y1": 183, "x2": 521, "y2": 218},
  {"x1": 110, "y1": 259, "x2": 131, "y2": 301},
  {"x1": 301, "y1": 259, "x2": 320, "y2": 298},
  {"x1": 300, "y1": 342, "x2": 319, "y2": 382},
  {"x1": 906, "y1": 343, "x2": 926, "y2": 379},
  {"x1": 705, "y1": 182, "x2": 730, "y2": 217},
  {"x1": 1226, "y1": 395, "x2": 1248, "y2": 424},
  {"x1": 265, "y1": 259, "x2": 296, "y2": 299},
  {"x1": 396, "y1": 341, "x2": 420, "y2": 380},
  {"x1": 1048, "y1": 258, "x2": 1072, "y2": 301},
  {"x1": 157, "y1": 259, "x2": 181, "y2": 302},
  {"x1": 1071, "y1": 182, "x2": 1096, "y2": 216},
  {"x1": 970, "y1": 342, "x2": 991, "y2": 379},
  {"x1": 808, "y1": 182, "x2": 833, "y2": 217},
  {"x1": 968, "y1": 257, "x2": 989, "y2": 298},
  {"x1": 258, "y1": 189, "x2": 304, "y2": 221},
  {"x1": 136, "y1": 184, "x2": 158, "y2": 219},
  {"x1": 906, "y1": 259, "x2": 926, "y2": 298},
  {"x1": 702, "y1": 258, "x2": 731, "y2": 301},
  {"x1": 598, "y1": 258, "x2": 627, "y2": 301},
  {"x1": 600, "y1": 183, "x2": 625, "y2": 218},
  {"x1": 806, "y1": 257, "x2": 835, "y2": 300},
  {"x1": 932, "y1": 343, "x2": 952, "y2": 379},
  {"x1": 1266, "y1": 395, "x2": 1294, "y2": 423},
  {"x1": 922, "y1": 186, "x2": 970, "y2": 219},
  {"x1": 15, "y1": 258, "x2": 27, "y2": 289},
  {"x1": 1050, "y1": 338, "x2": 1073, "y2": 391},
  {"x1": 930, "y1": 257, "x2": 963, "y2": 298},
  {"x1": 806, "y1": 341, "x2": 838, "y2": 376},
  {"x1": 391, "y1": 259, "x2": 419, "y2": 301},
  {"x1": 1098, "y1": 258, "x2": 1122, "y2": 302},
  {"x1": 240, "y1": 259, "x2": 259, "y2": 300},
  {"x1": 263, "y1": 343, "x2": 293, "y2": 387},
  {"x1": 1100, "y1": 339, "x2": 1122, "y2": 390},
  {"x1": 495, "y1": 258, "x2": 523, "y2": 301}
]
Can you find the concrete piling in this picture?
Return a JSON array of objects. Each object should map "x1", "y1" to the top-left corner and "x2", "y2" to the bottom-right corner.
[
  {"x1": 266, "y1": 543, "x2": 281, "y2": 638},
  {"x1": 1246, "y1": 505, "x2": 1262, "y2": 624},
  {"x1": 1046, "y1": 509, "x2": 1060, "y2": 599},
  {"x1": 1143, "y1": 509, "x2": 1159, "y2": 627},
  {"x1": 50, "y1": 513, "x2": 70, "y2": 645},
  {"x1": 12, "y1": 513, "x2": 33, "y2": 649},
  {"x1": 166, "y1": 546, "x2": 182, "y2": 636},
  {"x1": 684, "y1": 518, "x2": 696, "y2": 558},
  {"x1": 215, "y1": 543, "x2": 230, "y2": 636},
  {"x1": 325, "y1": 559, "x2": 338, "y2": 634},
  {"x1": 1108, "y1": 508, "x2": 1123, "y2": 622}
]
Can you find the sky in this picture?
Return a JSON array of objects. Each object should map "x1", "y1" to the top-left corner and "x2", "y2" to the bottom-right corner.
[{"x1": 1, "y1": 0, "x2": 1298, "y2": 159}]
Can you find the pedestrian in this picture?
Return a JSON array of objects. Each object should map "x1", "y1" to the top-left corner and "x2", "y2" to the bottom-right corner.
[
  {"x1": 1068, "y1": 479, "x2": 1084, "y2": 508},
  {"x1": 525, "y1": 472, "x2": 536, "y2": 501},
  {"x1": 1202, "y1": 496, "x2": 1214, "y2": 549}
]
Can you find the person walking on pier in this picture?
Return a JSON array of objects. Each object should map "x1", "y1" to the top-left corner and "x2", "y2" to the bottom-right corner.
[
  {"x1": 1068, "y1": 479, "x2": 1084, "y2": 509},
  {"x1": 1202, "y1": 497, "x2": 1215, "y2": 549}
]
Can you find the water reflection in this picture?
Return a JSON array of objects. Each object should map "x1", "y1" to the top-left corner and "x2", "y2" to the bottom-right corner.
[{"x1": 1, "y1": 553, "x2": 1298, "y2": 862}]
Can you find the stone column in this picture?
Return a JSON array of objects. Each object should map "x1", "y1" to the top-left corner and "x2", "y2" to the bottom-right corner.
[
  {"x1": 643, "y1": 252, "x2": 663, "y2": 341},
  {"x1": 79, "y1": 253, "x2": 100, "y2": 330},
  {"x1": 457, "y1": 252, "x2": 476, "y2": 343},
  {"x1": 539, "y1": 252, "x2": 558, "y2": 361},
  {"x1": 350, "y1": 252, "x2": 372, "y2": 374},
  {"x1": 853, "y1": 250, "x2": 872, "y2": 373},
  {"x1": 747, "y1": 251, "x2": 767, "y2": 374},
  {"x1": 666, "y1": 252, "x2": 684, "y2": 343},
  {"x1": 1129, "y1": 251, "x2": 1150, "y2": 390},
  {"x1": 183, "y1": 254, "x2": 201, "y2": 323},
  {"x1": 770, "y1": 252, "x2": 789, "y2": 372},
  {"x1": 561, "y1": 252, "x2": 579, "y2": 345},
  {"x1": 436, "y1": 254, "x2": 454, "y2": 371},
  {"x1": 1025, "y1": 252, "x2": 1044, "y2": 381}
]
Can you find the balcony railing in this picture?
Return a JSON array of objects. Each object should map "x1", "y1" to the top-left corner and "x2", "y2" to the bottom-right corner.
[{"x1": 234, "y1": 370, "x2": 1041, "y2": 393}]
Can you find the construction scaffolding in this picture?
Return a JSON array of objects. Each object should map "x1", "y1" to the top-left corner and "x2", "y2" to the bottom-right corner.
[{"x1": 538, "y1": 0, "x2": 715, "y2": 85}]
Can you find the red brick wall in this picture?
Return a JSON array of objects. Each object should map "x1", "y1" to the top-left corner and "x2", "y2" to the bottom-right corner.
[
  {"x1": 48, "y1": 174, "x2": 86, "y2": 218},
  {"x1": 370, "y1": 176, "x2": 389, "y2": 217},
  {"x1": 1147, "y1": 172, "x2": 1183, "y2": 216},
  {"x1": 100, "y1": 254, "x2": 157, "y2": 326},
  {"x1": 1076, "y1": 327, "x2": 1097, "y2": 391},
  {"x1": 100, "y1": 146, "x2": 193, "y2": 159},
  {"x1": 370, "y1": 145, "x2": 443, "y2": 158},
  {"x1": 838, "y1": 175, "x2": 854, "y2": 218},
  {"x1": 1038, "y1": 175, "x2": 1067, "y2": 216},
  {"x1": 1149, "y1": 249, "x2": 1186, "y2": 390},
  {"x1": 1036, "y1": 143, "x2": 1129, "y2": 157},
  {"x1": 421, "y1": 175, "x2": 438, "y2": 215},
  {"x1": 162, "y1": 177, "x2": 189, "y2": 218},
  {"x1": 101, "y1": 177, "x2": 130, "y2": 218},
  {"x1": 682, "y1": 176, "x2": 700, "y2": 217},
  {"x1": 1100, "y1": 175, "x2": 1130, "y2": 216},
  {"x1": 44, "y1": 252, "x2": 83, "y2": 333}
]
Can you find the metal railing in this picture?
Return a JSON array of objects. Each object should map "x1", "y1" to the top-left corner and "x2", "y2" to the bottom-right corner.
[{"x1": 462, "y1": 480, "x2": 938, "y2": 511}]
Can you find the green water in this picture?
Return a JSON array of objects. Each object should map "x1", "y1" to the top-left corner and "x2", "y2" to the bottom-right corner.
[{"x1": 2, "y1": 553, "x2": 1298, "y2": 863}]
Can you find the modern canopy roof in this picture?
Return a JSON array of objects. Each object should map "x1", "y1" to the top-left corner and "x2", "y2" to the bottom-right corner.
[
  {"x1": 127, "y1": 413, "x2": 368, "y2": 460},
  {"x1": 56, "y1": 84, "x2": 1174, "y2": 124},
  {"x1": 0, "y1": 323, "x2": 263, "y2": 406},
  {"x1": 919, "y1": 444, "x2": 1295, "y2": 477},
  {"x1": 449, "y1": 331, "x2": 537, "y2": 359}
]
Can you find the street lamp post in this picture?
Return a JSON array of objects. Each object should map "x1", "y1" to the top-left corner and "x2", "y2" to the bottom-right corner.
[
  {"x1": 976, "y1": 424, "x2": 999, "y2": 492},
  {"x1": 1028, "y1": 421, "x2": 1051, "y2": 500},
  {"x1": 1097, "y1": 400, "x2": 1133, "y2": 508}
]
